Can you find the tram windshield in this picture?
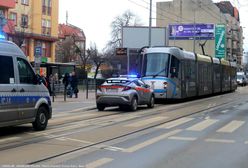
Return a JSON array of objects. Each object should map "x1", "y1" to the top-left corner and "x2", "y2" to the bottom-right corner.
[{"x1": 142, "y1": 53, "x2": 170, "y2": 77}]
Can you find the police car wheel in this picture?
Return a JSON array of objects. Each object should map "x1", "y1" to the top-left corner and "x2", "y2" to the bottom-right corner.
[
  {"x1": 32, "y1": 106, "x2": 48, "y2": 131},
  {"x1": 129, "y1": 97, "x2": 138, "y2": 111},
  {"x1": 147, "y1": 95, "x2": 155, "y2": 108}
]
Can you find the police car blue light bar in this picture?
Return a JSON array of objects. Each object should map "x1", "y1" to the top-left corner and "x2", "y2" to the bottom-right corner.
[{"x1": 0, "y1": 31, "x2": 6, "y2": 40}]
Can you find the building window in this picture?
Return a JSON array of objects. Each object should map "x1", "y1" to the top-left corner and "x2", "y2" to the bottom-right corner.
[
  {"x1": 9, "y1": 12, "x2": 17, "y2": 26},
  {"x1": 42, "y1": 19, "x2": 51, "y2": 36},
  {"x1": 35, "y1": 41, "x2": 52, "y2": 58},
  {"x1": 21, "y1": 0, "x2": 29, "y2": 5},
  {"x1": 42, "y1": 0, "x2": 52, "y2": 16},
  {"x1": 42, "y1": 42, "x2": 51, "y2": 58},
  {"x1": 21, "y1": 15, "x2": 28, "y2": 28}
]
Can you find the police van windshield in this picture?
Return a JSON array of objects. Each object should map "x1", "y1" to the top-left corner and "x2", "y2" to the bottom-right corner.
[{"x1": 142, "y1": 53, "x2": 170, "y2": 77}]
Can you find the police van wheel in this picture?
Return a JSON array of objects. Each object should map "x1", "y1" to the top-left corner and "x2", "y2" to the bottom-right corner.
[{"x1": 32, "y1": 106, "x2": 48, "y2": 131}]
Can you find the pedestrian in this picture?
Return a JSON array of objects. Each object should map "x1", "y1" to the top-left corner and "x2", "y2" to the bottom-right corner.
[
  {"x1": 70, "y1": 71, "x2": 79, "y2": 98},
  {"x1": 40, "y1": 74, "x2": 52, "y2": 95},
  {"x1": 63, "y1": 73, "x2": 70, "y2": 88}
]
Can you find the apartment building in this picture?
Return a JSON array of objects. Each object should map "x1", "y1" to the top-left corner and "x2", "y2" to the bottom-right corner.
[{"x1": 4, "y1": 0, "x2": 58, "y2": 63}]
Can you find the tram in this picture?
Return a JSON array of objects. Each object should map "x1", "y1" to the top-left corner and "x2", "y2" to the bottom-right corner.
[{"x1": 139, "y1": 46, "x2": 237, "y2": 99}]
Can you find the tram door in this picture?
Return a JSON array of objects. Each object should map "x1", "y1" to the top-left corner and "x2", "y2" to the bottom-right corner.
[{"x1": 182, "y1": 60, "x2": 197, "y2": 98}]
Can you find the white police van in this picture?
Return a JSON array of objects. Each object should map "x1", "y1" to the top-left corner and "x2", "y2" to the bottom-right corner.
[{"x1": 0, "y1": 40, "x2": 52, "y2": 131}]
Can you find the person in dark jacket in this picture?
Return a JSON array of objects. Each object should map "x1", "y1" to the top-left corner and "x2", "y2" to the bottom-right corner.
[
  {"x1": 40, "y1": 74, "x2": 52, "y2": 96},
  {"x1": 70, "y1": 71, "x2": 78, "y2": 98}
]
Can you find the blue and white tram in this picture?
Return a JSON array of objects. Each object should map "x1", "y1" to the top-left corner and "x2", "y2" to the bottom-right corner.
[{"x1": 140, "y1": 47, "x2": 237, "y2": 99}]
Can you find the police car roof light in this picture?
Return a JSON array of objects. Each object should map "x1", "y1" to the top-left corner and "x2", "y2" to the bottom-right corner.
[{"x1": 0, "y1": 31, "x2": 6, "y2": 40}]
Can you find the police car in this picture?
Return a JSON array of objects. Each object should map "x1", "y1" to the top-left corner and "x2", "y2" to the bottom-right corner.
[
  {"x1": 96, "y1": 75, "x2": 155, "y2": 111},
  {"x1": 0, "y1": 39, "x2": 52, "y2": 131}
]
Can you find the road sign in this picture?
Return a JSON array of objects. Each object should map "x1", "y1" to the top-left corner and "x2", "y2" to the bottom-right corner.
[
  {"x1": 215, "y1": 24, "x2": 226, "y2": 59},
  {"x1": 34, "y1": 46, "x2": 42, "y2": 57}
]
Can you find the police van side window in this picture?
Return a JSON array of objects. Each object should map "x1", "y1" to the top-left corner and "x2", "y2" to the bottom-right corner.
[
  {"x1": 17, "y1": 58, "x2": 35, "y2": 84},
  {"x1": 0, "y1": 56, "x2": 15, "y2": 84}
]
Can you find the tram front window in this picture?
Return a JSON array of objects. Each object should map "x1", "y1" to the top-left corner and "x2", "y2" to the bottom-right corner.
[{"x1": 143, "y1": 53, "x2": 170, "y2": 77}]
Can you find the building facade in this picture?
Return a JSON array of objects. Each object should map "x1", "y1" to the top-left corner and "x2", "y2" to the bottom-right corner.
[
  {"x1": 156, "y1": 0, "x2": 243, "y2": 65},
  {"x1": 57, "y1": 23, "x2": 86, "y2": 63},
  {"x1": 4, "y1": 0, "x2": 58, "y2": 63}
]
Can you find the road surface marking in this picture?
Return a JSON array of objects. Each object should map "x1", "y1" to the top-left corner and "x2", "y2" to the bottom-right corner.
[
  {"x1": 0, "y1": 137, "x2": 21, "y2": 143},
  {"x1": 102, "y1": 146, "x2": 125, "y2": 152},
  {"x1": 205, "y1": 138, "x2": 235, "y2": 143},
  {"x1": 232, "y1": 105, "x2": 238, "y2": 108},
  {"x1": 123, "y1": 129, "x2": 182, "y2": 153},
  {"x1": 220, "y1": 110, "x2": 229, "y2": 114},
  {"x1": 125, "y1": 116, "x2": 168, "y2": 127},
  {"x1": 63, "y1": 137, "x2": 92, "y2": 144},
  {"x1": 27, "y1": 123, "x2": 89, "y2": 136},
  {"x1": 244, "y1": 141, "x2": 248, "y2": 144},
  {"x1": 54, "y1": 113, "x2": 97, "y2": 118},
  {"x1": 86, "y1": 158, "x2": 113, "y2": 168},
  {"x1": 64, "y1": 138, "x2": 125, "y2": 152},
  {"x1": 217, "y1": 120, "x2": 245, "y2": 133},
  {"x1": 186, "y1": 119, "x2": 218, "y2": 131},
  {"x1": 168, "y1": 136, "x2": 197, "y2": 141},
  {"x1": 156, "y1": 117, "x2": 194, "y2": 129}
]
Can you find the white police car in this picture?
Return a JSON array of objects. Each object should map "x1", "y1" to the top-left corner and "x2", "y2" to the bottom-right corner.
[{"x1": 0, "y1": 39, "x2": 52, "y2": 131}]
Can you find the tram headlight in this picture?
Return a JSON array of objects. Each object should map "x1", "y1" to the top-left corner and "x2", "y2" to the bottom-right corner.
[{"x1": 163, "y1": 82, "x2": 168, "y2": 89}]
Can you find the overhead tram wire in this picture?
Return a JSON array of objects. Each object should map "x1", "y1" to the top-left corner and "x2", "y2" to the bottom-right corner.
[
  {"x1": 140, "y1": 0, "x2": 195, "y2": 23},
  {"x1": 191, "y1": 0, "x2": 222, "y2": 22},
  {"x1": 128, "y1": 0, "x2": 180, "y2": 23}
]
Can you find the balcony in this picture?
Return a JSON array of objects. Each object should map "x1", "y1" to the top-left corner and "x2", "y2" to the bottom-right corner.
[{"x1": 0, "y1": 0, "x2": 15, "y2": 9}]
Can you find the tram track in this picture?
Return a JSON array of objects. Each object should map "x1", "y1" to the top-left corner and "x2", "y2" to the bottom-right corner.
[{"x1": 27, "y1": 93, "x2": 246, "y2": 165}]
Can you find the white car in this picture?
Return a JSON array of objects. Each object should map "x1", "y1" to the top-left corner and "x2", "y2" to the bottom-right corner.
[{"x1": 237, "y1": 74, "x2": 247, "y2": 86}]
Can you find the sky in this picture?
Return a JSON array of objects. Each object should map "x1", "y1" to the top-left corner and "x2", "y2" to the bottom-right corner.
[{"x1": 59, "y1": 0, "x2": 248, "y2": 51}]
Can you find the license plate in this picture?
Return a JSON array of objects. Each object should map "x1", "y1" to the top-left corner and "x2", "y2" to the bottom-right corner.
[{"x1": 106, "y1": 88, "x2": 118, "y2": 92}]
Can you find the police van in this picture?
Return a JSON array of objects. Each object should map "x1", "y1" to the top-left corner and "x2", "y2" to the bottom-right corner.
[{"x1": 0, "y1": 40, "x2": 52, "y2": 131}]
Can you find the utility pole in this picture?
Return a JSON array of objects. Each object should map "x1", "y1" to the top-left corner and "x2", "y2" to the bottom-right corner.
[
  {"x1": 193, "y1": 1, "x2": 196, "y2": 53},
  {"x1": 149, "y1": 0, "x2": 152, "y2": 47},
  {"x1": 66, "y1": 11, "x2": 68, "y2": 25}
]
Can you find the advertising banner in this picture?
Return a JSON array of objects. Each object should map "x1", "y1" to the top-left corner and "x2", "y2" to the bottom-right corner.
[
  {"x1": 169, "y1": 24, "x2": 215, "y2": 40},
  {"x1": 215, "y1": 24, "x2": 226, "y2": 59}
]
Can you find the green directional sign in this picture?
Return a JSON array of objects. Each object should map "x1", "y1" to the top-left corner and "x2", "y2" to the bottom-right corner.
[{"x1": 215, "y1": 24, "x2": 226, "y2": 58}]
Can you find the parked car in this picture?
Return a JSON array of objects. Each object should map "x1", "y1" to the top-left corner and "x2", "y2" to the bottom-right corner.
[
  {"x1": 96, "y1": 76, "x2": 155, "y2": 111},
  {"x1": 237, "y1": 74, "x2": 247, "y2": 86}
]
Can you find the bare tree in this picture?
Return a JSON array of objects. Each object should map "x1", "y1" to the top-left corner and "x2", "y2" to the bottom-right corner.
[
  {"x1": 107, "y1": 10, "x2": 143, "y2": 50},
  {"x1": 56, "y1": 36, "x2": 76, "y2": 62},
  {"x1": 72, "y1": 35, "x2": 90, "y2": 73},
  {"x1": 87, "y1": 44, "x2": 110, "y2": 79}
]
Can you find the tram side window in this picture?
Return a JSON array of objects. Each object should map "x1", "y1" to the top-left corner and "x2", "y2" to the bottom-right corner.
[
  {"x1": 0, "y1": 56, "x2": 14, "y2": 84},
  {"x1": 170, "y1": 56, "x2": 179, "y2": 78}
]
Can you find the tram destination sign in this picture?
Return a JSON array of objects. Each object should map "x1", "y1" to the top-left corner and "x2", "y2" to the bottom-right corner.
[{"x1": 169, "y1": 24, "x2": 215, "y2": 40}]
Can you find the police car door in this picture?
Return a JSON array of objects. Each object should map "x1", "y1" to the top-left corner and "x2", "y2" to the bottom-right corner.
[
  {"x1": 0, "y1": 55, "x2": 19, "y2": 123},
  {"x1": 17, "y1": 57, "x2": 39, "y2": 120}
]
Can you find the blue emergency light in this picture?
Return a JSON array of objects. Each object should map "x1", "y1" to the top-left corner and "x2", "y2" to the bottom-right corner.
[{"x1": 0, "y1": 31, "x2": 6, "y2": 40}]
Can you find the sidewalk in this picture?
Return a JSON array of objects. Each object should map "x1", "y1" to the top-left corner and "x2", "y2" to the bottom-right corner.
[{"x1": 51, "y1": 90, "x2": 97, "y2": 114}]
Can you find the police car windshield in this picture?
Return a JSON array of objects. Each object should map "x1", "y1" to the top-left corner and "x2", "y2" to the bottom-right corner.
[{"x1": 142, "y1": 53, "x2": 169, "y2": 77}]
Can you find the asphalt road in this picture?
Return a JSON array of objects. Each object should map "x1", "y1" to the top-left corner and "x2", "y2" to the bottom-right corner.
[{"x1": 0, "y1": 87, "x2": 248, "y2": 168}]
